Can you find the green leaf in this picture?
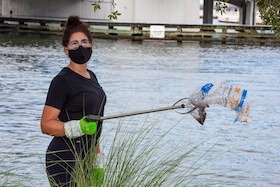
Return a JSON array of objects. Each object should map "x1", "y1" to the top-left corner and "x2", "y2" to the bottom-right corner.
[{"x1": 92, "y1": 3, "x2": 101, "y2": 12}]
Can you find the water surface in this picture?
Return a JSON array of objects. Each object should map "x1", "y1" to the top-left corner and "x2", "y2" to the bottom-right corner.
[{"x1": 0, "y1": 34, "x2": 279, "y2": 186}]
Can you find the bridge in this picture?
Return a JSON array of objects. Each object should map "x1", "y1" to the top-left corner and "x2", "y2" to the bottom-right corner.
[
  {"x1": 203, "y1": 0, "x2": 257, "y2": 25},
  {"x1": 1, "y1": 0, "x2": 258, "y2": 26}
]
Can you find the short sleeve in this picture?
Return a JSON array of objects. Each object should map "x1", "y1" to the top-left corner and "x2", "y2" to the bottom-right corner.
[
  {"x1": 88, "y1": 70, "x2": 98, "y2": 82},
  {"x1": 45, "y1": 75, "x2": 71, "y2": 110}
]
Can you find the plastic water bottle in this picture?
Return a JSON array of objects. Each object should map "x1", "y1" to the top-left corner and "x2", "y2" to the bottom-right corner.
[{"x1": 188, "y1": 82, "x2": 250, "y2": 123}]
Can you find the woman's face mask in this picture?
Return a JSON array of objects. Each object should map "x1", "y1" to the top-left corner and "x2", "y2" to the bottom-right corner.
[{"x1": 68, "y1": 45, "x2": 92, "y2": 64}]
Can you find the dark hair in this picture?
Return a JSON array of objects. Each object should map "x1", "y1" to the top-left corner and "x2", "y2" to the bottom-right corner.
[{"x1": 62, "y1": 16, "x2": 92, "y2": 47}]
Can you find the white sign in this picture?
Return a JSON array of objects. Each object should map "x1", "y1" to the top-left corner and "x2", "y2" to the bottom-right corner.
[{"x1": 150, "y1": 25, "x2": 165, "y2": 39}]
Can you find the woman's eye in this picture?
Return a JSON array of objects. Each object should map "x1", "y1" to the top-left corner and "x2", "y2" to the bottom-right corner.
[
  {"x1": 82, "y1": 40, "x2": 89, "y2": 44},
  {"x1": 72, "y1": 42, "x2": 79, "y2": 46}
]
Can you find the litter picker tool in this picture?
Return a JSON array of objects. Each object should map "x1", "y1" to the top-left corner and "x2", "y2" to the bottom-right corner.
[{"x1": 86, "y1": 83, "x2": 251, "y2": 125}]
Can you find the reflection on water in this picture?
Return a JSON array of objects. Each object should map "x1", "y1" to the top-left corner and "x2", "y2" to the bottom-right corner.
[{"x1": 0, "y1": 33, "x2": 280, "y2": 186}]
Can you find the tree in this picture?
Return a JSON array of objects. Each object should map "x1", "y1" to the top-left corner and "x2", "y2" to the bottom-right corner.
[{"x1": 257, "y1": 0, "x2": 280, "y2": 36}]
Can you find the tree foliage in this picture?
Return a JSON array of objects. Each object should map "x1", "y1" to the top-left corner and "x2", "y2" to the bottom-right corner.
[
  {"x1": 215, "y1": 0, "x2": 228, "y2": 15},
  {"x1": 92, "y1": 0, "x2": 121, "y2": 20},
  {"x1": 257, "y1": 0, "x2": 280, "y2": 35}
]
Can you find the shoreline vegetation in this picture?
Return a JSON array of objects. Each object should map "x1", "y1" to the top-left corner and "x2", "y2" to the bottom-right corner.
[{"x1": 1, "y1": 116, "x2": 221, "y2": 186}]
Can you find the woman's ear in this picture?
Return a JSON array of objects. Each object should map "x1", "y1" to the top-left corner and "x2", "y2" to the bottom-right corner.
[{"x1": 64, "y1": 48, "x2": 68, "y2": 56}]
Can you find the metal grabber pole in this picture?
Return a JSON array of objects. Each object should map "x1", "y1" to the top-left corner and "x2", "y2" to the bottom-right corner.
[{"x1": 86, "y1": 101, "x2": 196, "y2": 122}]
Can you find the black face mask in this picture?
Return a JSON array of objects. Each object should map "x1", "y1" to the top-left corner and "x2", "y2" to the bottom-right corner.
[{"x1": 68, "y1": 45, "x2": 92, "y2": 64}]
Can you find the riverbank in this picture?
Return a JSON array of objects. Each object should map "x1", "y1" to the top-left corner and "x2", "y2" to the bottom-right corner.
[{"x1": 0, "y1": 16, "x2": 279, "y2": 45}]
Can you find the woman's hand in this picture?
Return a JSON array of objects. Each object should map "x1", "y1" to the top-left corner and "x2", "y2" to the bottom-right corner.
[{"x1": 64, "y1": 117, "x2": 97, "y2": 139}]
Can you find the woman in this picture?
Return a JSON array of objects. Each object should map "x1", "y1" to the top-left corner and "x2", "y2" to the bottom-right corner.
[{"x1": 41, "y1": 16, "x2": 106, "y2": 186}]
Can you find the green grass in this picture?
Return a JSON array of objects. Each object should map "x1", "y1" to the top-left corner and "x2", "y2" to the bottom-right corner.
[
  {"x1": 0, "y1": 149, "x2": 30, "y2": 186},
  {"x1": 1, "y1": 115, "x2": 217, "y2": 186},
  {"x1": 68, "y1": 115, "x2": 217, "y2": 187}
]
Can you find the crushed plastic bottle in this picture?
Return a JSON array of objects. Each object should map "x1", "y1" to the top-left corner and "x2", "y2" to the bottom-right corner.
[{"x1": 189, "y1": 83, "x2": 250, "y2": 123}]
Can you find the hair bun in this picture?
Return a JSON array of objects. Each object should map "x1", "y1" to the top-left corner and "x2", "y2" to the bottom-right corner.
[
  {"x1": 66, "y1": 16, "x2": 81, "y2": 27},
  {"x1": 62, "y1": 15, "x2": 92, "y2": 47}
]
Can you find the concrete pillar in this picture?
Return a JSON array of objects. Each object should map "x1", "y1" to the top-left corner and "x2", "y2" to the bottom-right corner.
[
  {"x1": 239, "y1": 0, "x2": 256, "y2": 25},
  {"x1": 203, "y1": 0, "x2": 213, "y2": 24},
  {"x1": 252, "y1": 0, "x2": 257, "y2": 25},
  {"x1": 247, "y1": 0, "x2": 256, "y2": 25},
  {"x1": 239, "y1": 6, "x2": 245, "y2": 24}
]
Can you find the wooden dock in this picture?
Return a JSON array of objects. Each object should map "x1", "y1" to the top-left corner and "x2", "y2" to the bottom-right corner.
[{"x1": 0, "y1": 16, "x2": 279, "y2": 45}]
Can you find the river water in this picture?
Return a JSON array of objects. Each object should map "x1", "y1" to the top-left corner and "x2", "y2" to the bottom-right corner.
[{"x1": 0, "y1": 34, "x2": 279, "y2": 186}]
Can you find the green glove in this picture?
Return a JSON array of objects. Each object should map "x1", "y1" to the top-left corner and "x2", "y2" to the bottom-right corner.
[
  {"x1": 64, "y1": 117, "x2": 97, "y2": 139},
  {"x1": 91, "y1": 152, "x2": 105, "y2": 186},
  {"x1": 80, "y1": 117, "x2": 97, "y2": 135},
  {"x1": 92, "y1": 167, "x2": 104, "y2": 187}
]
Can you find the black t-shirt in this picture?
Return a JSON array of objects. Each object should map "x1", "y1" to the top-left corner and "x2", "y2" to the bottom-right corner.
[{"x1": 45, "y1": 67, "x2": 106, "y2": 139}]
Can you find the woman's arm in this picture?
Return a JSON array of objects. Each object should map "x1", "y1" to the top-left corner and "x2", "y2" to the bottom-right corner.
[
  {"x1": 41, "y1": 105, "x2": 98, "y2": 138},
  {"x1": 41, "y1": 105, "x2": 66, "y2": 137}
]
